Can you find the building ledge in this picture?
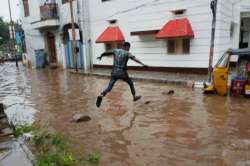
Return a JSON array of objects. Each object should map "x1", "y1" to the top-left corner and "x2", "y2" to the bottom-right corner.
[{"x1": 31, "y1": 19, "x2": 60, "y2": 30}]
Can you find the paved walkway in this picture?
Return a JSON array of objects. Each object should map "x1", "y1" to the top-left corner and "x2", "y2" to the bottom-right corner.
[
  {"x1": 0, "y1": 103, "x2": 34, "y2": 166},
  {"x1": 0, "y1": 140, "x2": 33, "y2": 166},
  {"x1": 70, "y1": 68, "x2": 207, "y2": 86}
]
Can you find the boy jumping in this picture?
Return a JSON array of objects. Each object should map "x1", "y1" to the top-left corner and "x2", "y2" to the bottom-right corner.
[{"x1": 96, "y1": 42, "x2": 148, "y2": 107}]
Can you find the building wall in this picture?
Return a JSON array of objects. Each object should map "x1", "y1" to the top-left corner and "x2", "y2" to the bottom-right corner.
[
  {"x1": 89, "y1": 0, "x2": 217, "y2": 69},
  {"x1": 232, "y1": 0, "x2": 250, "y2": 47},
  {"x1": 217, "y1": 0, "x2": 250, "y2": 61},
  {"x1": 20, "y1": 0, "x2": 79, "y2": 68},
  {"x1": 78, "y1": 0, "x2": 92, "y2": 70},
  {"x1": 21, "y1": 0, "x2": 250, "y2": 70},
  {"x1": 88, "y1": 0, "x2": 250, "y2": 70},
  {"x1": 21, "y1": 0, "x2": 44, "y2": 67},
  {"x1": 215, "y1": 0, "x2": 232, "y2": 54},
  {"x1": 58, "y1": 1, "x2": 78, "y2": 27}
]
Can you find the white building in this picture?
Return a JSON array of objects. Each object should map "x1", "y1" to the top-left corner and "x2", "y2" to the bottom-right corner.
[
  {"x1": 20, "y1": 0, "x2": 90, "y2": 70},
  {"x1": 89, "y1": 0, "x2": 250, "y2": 74},
  {"x1": 21, "y1": 0, "x2": 250, "y2": 73}
]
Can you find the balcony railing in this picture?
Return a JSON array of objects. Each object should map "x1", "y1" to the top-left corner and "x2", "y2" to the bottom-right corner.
[{"x1": 40, "y1": 3, "x2": 58, "y2": 20}]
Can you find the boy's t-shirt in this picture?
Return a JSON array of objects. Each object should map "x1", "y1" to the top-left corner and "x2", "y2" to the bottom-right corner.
[{"x1": 111, "y1": 49, "x2": 135, "y2": 77}]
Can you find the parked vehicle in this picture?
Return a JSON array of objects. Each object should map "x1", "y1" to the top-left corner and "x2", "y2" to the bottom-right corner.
[{"x1": 204, "y1": 48, "x2": 250, "y2": 97}]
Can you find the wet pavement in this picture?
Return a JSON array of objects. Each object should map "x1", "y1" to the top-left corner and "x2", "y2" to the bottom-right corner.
[
  {"x1": 1, "y1": 63, "x2": 250, "y2": 166},
  {"x1": 0, "y1": 141, "x2": 33, "y2": 166},
  {"x1": 0, "y1": 63, "x2": 35, "y2": 166}
]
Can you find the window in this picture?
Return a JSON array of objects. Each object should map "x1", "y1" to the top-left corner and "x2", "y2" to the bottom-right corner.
[
  {"x1": 105, "y1": 43, "x2": 112, "y2": 51},
  {"x1": 230, "y1": 22, "x2": 234, "y2": 38},
  {"x1": 108, "y1": 19, "x2": 117, "y2": 24},
  {"x1": 23, "y1": 0, "x2": 30, "y2": 17},
  {"x1": 171, "y1": 9, "x2": 186, "y2": 15},
  {"x1": 105, "y1": 42, "x2": 122, "y2": 51},
  {"x1": 183, "y1": 39, "x2": 190, "y2": 54},
  {"x1": 168, "y1": 40, "x2": 175, "y2": 54},
  {"x1": 167, "y1": 39, "x2": 190, "y2": 54},
  {"x1": 216, "y1": 52, "x2": 229, "y2": 68}
]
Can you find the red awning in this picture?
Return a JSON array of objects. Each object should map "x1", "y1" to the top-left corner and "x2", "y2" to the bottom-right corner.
[
  {"x1": 156, "y1": 18, "x2": 194, "y2": 39},
  {"x1": 96, "y1": 26, "x2": 125, "y2": 43}
]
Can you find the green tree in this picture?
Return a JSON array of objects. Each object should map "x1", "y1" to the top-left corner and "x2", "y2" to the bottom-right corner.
[{"x1": 0, "y1": 17, "x2": 10, "y2": 50}]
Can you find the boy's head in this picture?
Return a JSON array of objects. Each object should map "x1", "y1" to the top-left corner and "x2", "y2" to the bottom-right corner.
[{"x1": 122, "y1": 42, "x2": 131, "y2": 51}]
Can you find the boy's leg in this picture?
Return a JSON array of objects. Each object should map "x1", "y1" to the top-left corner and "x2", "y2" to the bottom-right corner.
[
  {"x1": 96, "y1": 76, "x2": 118, "y2": 107},
  {"x1": 122, "y1": 76, "x2": 141, "y2": 101},
  {"x1": 101, "y1": 76, "x2": 118, "y2": 97}
]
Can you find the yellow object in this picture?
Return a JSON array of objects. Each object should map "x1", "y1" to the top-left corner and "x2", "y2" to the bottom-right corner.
[
  {"x1": 245, "y1": 85, "x2": 250, "y2": 95},
  {"x1": 212, "y1": 67, "x2": 230, "y2": 96},
  {"x1": 204, "y1": 48, "x2": 250, "y2": 96},
  {"x1": 204, "y1": 84, "x2": 215, "y2": 93},
  {"x1": 207, "y1": 53, "x2": 231, "y2": 96}
]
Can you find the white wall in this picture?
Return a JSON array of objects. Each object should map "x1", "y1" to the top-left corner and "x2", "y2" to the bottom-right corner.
[
  {"x1": 20, "y1": 0, "x2": 79, "y2": 68},
  {"x1": 20, "y1": 0, "x2": 44, "y2": 67},
  {"x1": 58, "y1": 1, "x2": 78, "y2": 26},
  {"x1": 89, "y1": 0, "x2": 224, "y2": 69},
  {"x1": 217, "y1": 0, "x2": 250, "y2": 62},
  {"x1": 78, "y1": 0, "x2": 92, "y2": 70},
  {"x1": 88, "y1": 0, "x2": 250, "y2": 69}
]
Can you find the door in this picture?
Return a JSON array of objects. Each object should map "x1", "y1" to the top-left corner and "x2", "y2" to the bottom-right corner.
[
  {"x1": 213, "y1": 53, "x2": 231, "y2": 95},
  {"x1": 64, "y1": 40, "x2": 84, "y2": 69},
  {"x1": 47, "y1": 33, "x2": 57, "y2": 63}
]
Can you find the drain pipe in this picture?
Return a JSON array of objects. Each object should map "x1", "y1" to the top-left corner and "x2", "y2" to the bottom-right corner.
[{"x1": 208, "y1": 0, "x2": 218, "y2": 83}]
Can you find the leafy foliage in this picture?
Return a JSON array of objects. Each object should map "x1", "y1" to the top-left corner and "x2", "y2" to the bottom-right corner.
[
  {"x1": 0, "y1": 17, "x2": 10, "y2": 48},
  {"x1": 85, "y1": 152, "x2": 101, "y2": 164},
  {"x1": 13, "y1": 124, "x2": 101, "y2": 166},
  {"x1": 13, "y1": 125, "x2": 35, "y2": 138},
  {"x1": 36, "y1": 153, "x2": 76, "y2": 166}
]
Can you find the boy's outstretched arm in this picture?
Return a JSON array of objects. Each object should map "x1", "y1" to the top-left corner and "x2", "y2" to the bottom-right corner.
[
  {"x1": 130, "y1": 56, "x2": 149, "y2": 68},
  {"x1": 97, "y1": 50, "x2": 114, "y2": 60}
]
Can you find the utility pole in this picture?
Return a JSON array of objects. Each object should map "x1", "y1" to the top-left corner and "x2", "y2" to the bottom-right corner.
[
  {"x1": 208, "y1": 0, "x2": 217, "y2": 83},
  {"x1": 69, "y1": 0, "x2": 78, "y2": 72},
  {"x1": 8, "y1": 0, "x2": 18, "y2": 68}
]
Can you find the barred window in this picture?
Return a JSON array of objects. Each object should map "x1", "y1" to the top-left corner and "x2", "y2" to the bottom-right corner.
[{"x1": 168, "y1": 39, "x2": 190, "y2": 54}]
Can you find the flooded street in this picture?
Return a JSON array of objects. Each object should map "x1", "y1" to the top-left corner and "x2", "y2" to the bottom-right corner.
[{"x1": 1, "y1": 63, "x2": 250, "y2": 166}]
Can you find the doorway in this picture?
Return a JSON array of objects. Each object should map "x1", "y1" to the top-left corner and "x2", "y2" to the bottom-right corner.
[
  {"x1": 46, "y1": 32, "x2": 57, "y2": 64},
  {"x1": 239, "y1": 17, "x2": 250, "y2": 49},
  {"x1": 62, "y1": 23, "x2": 84, "y2": 69}
]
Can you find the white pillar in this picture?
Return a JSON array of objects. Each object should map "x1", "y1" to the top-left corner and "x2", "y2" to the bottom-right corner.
[{"x1": 78, "y1": 0, "x2": 92, "y2": 71}]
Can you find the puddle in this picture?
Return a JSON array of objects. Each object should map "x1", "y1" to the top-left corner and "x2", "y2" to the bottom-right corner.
[{"x1": 1, "y1": 63, "x2": 250, "y2": 166}]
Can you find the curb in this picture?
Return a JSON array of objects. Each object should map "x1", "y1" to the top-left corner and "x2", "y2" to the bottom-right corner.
[
  {"x1": 17, "y1": 139, "x2": 36, "y2": 165},
  {"x1": 0, "y1": 103, "x2": 35, "y2": 166},
  {"x1": 68, "y1": 70, "x2": 207, "y2": 88}
]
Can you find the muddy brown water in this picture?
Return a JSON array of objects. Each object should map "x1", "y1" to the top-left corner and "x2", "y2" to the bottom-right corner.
[{"x1": 1, "y1": 63, "x2": 250, "y2": 166}]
